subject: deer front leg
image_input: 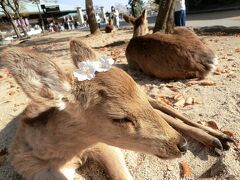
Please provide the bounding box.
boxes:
[86,143,133,180]
[155,109,223,150]
[149,97,233,143]
[149,98,233,150]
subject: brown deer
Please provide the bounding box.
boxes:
[105,18,116,33]
[0,40,231,180]
[124,10,218,80]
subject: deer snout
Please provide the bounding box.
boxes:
[177,138,188,154]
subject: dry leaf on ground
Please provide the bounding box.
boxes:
[192,98,203,104]
[185,97,193,105]
[0,100,11,105]
[199,80,216,86]
[222,130,234,137]
[186,80,216,86]
[173,93,183,100]
[197,120,220,130]
[180,161,191,177]
[235,48,240,53]
[8,91,16,96]
[233,141,240,150]
[174,97,185,107]
[157,97,173,107]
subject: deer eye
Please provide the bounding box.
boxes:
[112,118,132,124]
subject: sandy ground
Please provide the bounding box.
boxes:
[0,29,240,180]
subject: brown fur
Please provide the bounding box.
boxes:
[124,10,218,80]
[0,40,187,180]
[105,19,115,33]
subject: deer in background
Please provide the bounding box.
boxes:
[0,40,232,180]
[105,18,116,33]
[124,10,218,80]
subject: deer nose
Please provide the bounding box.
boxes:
[177,138,188,154]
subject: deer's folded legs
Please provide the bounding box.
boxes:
[85,143,133,180]
[149,98,233,151]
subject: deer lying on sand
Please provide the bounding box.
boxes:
[123,10,218,80]
[0,40,232,180]
[105,19,116,33]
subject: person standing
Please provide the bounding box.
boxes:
[174,0,186,26]
[111,6,120,28]
[96,13,101,28]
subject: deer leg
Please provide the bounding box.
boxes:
[86,143,133,180]
[149,98,233,150]
[155,109,223,150]
[149,98,233,142]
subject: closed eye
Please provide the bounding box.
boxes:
[112,118,132,124]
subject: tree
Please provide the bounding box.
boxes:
[128,0,144,17]
[28,0,45,33]
[153,0,176,33]
[85,0,101,35]
[0,0,28,37]
[0,0,21,38]
[7,0,28,36]
[115,3,128,14]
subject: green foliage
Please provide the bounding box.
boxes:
[128,0,144,6]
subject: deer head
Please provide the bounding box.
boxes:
[123,10,149,37]
[0,40,187,159]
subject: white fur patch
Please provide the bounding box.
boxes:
[55,94,66,110]
[210,56,218,72]
[30,77,42,87]
[63,81,71,91]
[60,167,75,180]
[57,100,66,111]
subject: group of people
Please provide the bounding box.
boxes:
[55,0,186,33]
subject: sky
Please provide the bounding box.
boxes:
[58,0,130,11]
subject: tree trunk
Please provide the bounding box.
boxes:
[0,3,21,38]
[153,0,175,33]
[36,2,45,33]
[85,0,101,35]
[9,15,21,38]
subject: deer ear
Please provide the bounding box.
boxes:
[123,14,136,25]
[0,47,72,110]
[141,9,147,20]
[70,39,97,67]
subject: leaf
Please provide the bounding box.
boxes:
[186,80,216,86]
[185,97,193,105]
[197,120,219,130]
[0,100,11,105]
[235,48,240,53]
[233,141,240,149]
[200,80,216,86]
[222,130,234,137]
[180,161,191,177]
[192,98,203,104]
[157,97,173,107]
[214,68,221,75]
[8,91,16,96]
[173,93,183,100]
[207,121,219,130]
[174,97,185,107]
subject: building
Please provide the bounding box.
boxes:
[0,1,84,31]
